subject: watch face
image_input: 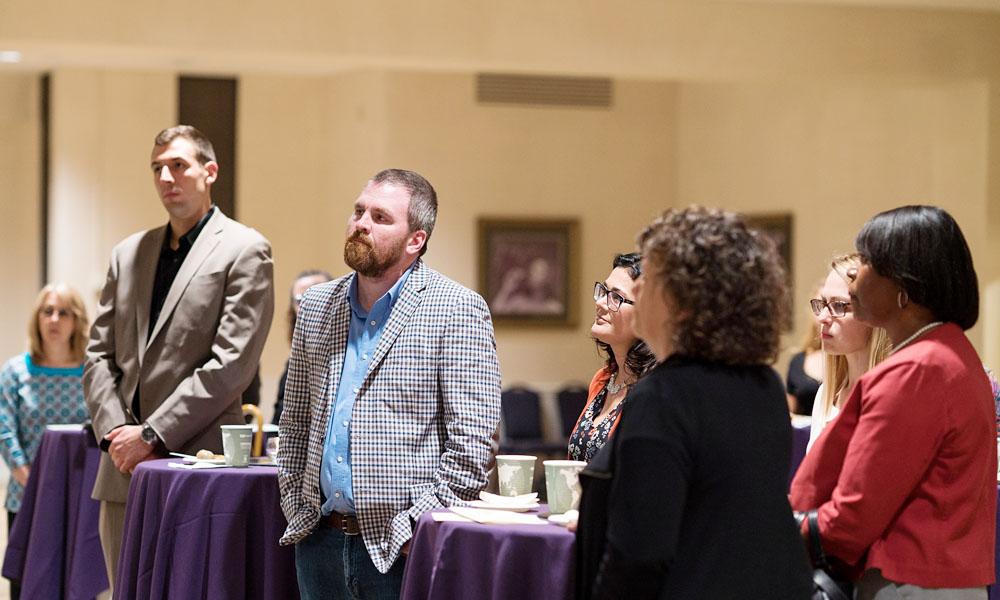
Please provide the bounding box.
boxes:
[142,426,156,443]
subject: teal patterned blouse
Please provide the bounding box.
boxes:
[0,353,87,512]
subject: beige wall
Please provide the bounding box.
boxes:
[377,73,675,387]
[674,79,992,364]
[47,69,175,311]
[240,72,676,409]
[3,2,1000,80]
[0,74,40,363]
[2,1,1000,418]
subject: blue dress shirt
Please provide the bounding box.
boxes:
[320,267,412,516]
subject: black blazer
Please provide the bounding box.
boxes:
[576,355,813,600]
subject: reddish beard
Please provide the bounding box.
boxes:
[344,231,406,278]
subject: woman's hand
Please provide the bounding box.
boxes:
[12,465,30,486]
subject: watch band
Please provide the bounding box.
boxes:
[141,423,160,446]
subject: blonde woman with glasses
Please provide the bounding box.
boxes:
[806,255,891,451]
[792,206,996,598]
[0,283,90,600]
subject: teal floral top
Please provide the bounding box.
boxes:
[0,353,87,512]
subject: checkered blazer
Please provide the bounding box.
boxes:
[277,259,501,573]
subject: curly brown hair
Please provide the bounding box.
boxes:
[637,206,789,365]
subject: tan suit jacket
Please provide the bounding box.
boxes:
[84,209,274,502]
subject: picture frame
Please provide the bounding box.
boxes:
[743,213,793,285]
[478,218,580,327]
[744,212,794,329]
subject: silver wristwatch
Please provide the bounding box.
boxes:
[140,423,159,446]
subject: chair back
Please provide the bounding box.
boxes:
[556,385,589,437]
[500,387,544,440]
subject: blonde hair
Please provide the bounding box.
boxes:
[28,283,90,364]
[799,281,824,354]
[818,255,892,417]
[799,320,822,354]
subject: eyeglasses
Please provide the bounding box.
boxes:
[809,298,851,318]
[39,306,72,319]
[594,282,635,313]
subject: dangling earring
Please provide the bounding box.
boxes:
[896,290,908,309]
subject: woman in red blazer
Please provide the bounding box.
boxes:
[790,205,996,598]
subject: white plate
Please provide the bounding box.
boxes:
[46,424,85,431]
[467,500,540,512]
[182,456,276,466]
[548,509,579,527]
[183,457,226,464]
[479,491,538,505]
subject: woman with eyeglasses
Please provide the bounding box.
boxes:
[0,284,91,600]
[566,253,655,463]
[791,206,995,598]
[576,208,813,599]
[805,254,891,451]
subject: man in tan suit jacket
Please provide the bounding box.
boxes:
[84,125,274,592]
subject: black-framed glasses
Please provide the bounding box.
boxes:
[594,282,635,312]
[809,298,851,318]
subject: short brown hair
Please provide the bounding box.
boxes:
[371,169,437,256]
[28,283,90,364]
[638,206,789,365]
[153,125,217,165]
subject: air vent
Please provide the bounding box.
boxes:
[476,73,613,108]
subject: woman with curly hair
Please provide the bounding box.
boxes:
[576,207,812,599]
[791,206,995,598]
[567,252,656,463]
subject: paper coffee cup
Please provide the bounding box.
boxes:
[544,460,586,514]
[221,425,253,467]
[496,455,537,496]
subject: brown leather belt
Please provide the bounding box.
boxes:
[322,511,361,535]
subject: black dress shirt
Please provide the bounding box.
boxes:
[148,206,216,338]
[133,206,216,420]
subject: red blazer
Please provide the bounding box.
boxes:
[790,323,997,588]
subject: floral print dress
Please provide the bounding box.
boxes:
[567,384,627,463]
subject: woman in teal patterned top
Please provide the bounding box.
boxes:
[0,283,90,599]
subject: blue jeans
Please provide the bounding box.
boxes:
[295,523,406,600]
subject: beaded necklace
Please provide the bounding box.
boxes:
[605,371,633,395]
[889,321,943,356]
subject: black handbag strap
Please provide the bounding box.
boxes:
[806,510,828,570]
[804,510,851,600]
[813,568,850,600]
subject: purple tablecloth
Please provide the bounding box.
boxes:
[990,484,1000,600]
[116,459,298,600]
[400,507,575,600]
[789,423,810,488]
[1,426,107,600]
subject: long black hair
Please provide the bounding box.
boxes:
[855,205,979,330]
[594,252,657,378]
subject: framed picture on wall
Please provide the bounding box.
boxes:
[744,213,793,283]
[744,212,794,328]
[478,218,579,327]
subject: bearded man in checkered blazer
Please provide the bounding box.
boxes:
[277,169,501,599]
